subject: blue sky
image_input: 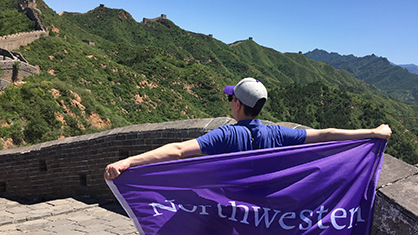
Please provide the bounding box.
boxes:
[44,0,418,65]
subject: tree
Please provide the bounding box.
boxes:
[12,61,20,83]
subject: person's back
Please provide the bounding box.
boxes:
[197,119,306,155]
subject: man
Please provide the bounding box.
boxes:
[104,78,392,181]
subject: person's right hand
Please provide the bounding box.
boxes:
[104,159,130,181]
[374,124,392,140]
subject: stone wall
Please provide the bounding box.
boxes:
[0,117,417,234]
[0,47,40,91]
[22,5,46,31]
[0,60,39,83]
[142,14,167,24]
[372,155,418,234]
[0,30,48,51]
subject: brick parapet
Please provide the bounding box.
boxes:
[0,30,48,51]
[0,117,416,234]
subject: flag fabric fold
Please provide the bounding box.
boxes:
[106,138,386,235]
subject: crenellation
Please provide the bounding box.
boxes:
[0,30,48,52]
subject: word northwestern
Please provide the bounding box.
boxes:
[150,199,365,231]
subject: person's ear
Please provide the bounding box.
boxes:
[236,99,242,110]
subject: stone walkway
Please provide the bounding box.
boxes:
[0,197,138,235]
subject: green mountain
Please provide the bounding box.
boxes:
[1,1,418,164]
[305,49,418,104]
[399,64,418,75]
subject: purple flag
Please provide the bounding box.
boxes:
[106,138,386,235]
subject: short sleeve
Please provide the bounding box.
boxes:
[196,127,227,155]
[277,126,307,146]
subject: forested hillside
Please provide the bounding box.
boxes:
[1,0,418,165]
[305,49,418,104]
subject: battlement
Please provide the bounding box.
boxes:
[0,30,47,50]
[142,14,167,24]
[0,118,417,234]
[0,30,46,40]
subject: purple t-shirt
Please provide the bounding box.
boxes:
[196,119,307,155]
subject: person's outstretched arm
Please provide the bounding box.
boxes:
[104,139,201,180]
[304,124,392,144]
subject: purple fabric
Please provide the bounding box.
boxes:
[106,138,386,235]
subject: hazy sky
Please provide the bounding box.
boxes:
[44,0,418,65]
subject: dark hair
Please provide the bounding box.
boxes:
[241,98,266,117]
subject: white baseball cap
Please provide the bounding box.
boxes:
[224,78,268,108]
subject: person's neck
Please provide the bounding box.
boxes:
[235,115,258,122]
